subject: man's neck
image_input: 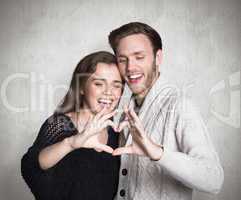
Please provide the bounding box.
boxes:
[134,94,145,107]
[134,73,159,107]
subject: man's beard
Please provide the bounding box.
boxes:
[132,60,158,106]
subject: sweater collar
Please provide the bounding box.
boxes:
[130,75,169,117]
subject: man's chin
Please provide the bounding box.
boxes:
[129,85,146,95]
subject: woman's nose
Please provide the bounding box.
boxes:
[103,85,112,95]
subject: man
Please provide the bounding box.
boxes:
[108,22,224,200]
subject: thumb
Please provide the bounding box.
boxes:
[96,144,114,154]
[101,119,116,131]
[112,146,133,156]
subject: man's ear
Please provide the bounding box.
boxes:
[155,49,163,66]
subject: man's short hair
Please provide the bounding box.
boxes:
[108,22,162,54]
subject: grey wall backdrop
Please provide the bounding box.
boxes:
[0,0,240,199]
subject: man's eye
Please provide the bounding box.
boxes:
[136,56,144,60]
[118,59,127,63]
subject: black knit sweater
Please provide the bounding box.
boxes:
[21,113,120,200]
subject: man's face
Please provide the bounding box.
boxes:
[116,34,162,97]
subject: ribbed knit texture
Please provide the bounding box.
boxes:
[115,77,224,200]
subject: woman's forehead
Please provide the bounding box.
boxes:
[91,63,121,81]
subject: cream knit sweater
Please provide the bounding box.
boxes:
[115,77,224,200]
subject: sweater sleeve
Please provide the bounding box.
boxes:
[21,114,76,199]
[158,99,224,194]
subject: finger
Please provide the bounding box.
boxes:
[96,144,113,154]
[119,108,129,123]
[128,107,140,122]
[128,108,143,129]
[123,105,136,121]
[99,110,117,122]
[123,107,132,123]
[124,109,146,138]
[101,119,116,130]
[117,120,130,132]
[123,104,130,114]
[124,113,135,129]
[112,146,133,156]
[128,119,135,128]
[95,106,107,120]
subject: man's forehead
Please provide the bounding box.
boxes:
[116,34,153,55]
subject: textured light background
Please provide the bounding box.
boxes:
[0,0,240,200]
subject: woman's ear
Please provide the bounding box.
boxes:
[155,49,163,66]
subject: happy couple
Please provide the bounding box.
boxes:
[21,22,224,200]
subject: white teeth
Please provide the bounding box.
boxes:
[98,99,113,108]
[98,99,112,104]
[129,74,142,79]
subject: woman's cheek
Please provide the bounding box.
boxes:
[116,89,122,99]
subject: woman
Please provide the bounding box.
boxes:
[21,51,123,200]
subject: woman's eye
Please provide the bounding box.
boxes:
[94,82,103,86]
[114,84,122,89]
[113,83,123,89]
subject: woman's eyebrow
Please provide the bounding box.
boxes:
[92,78,122,84]
[92,78,105,81]
[113,80,123,84]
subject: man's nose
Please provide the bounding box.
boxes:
[126,59,136,72]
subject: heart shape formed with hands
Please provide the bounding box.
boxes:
[112,106,164,160]
[70,106,163,160]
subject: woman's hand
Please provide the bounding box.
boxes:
[68,108,117,154]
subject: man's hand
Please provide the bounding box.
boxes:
[112,106,164,160]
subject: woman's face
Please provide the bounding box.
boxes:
[82,62,123,114]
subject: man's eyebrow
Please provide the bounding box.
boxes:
[117,51,145,57]
[117,55,127,58]
[133,51,145,55]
